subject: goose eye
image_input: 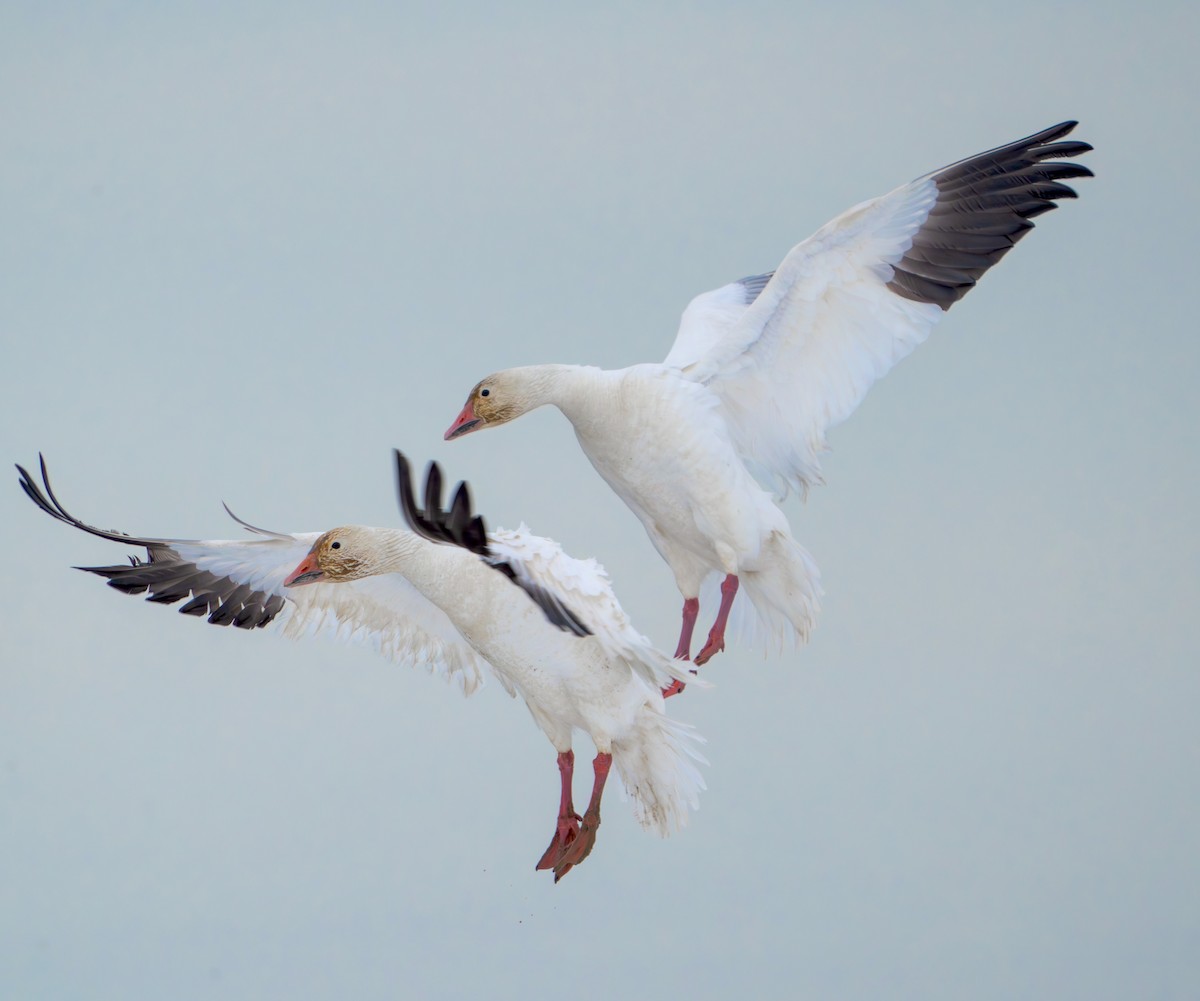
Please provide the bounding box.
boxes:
[331,541,341,550]
[480,388,490,397]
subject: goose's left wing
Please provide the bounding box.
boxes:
[664,122,1092,496]
[393,449,593,638]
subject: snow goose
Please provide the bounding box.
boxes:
[19,451,703,881]
[445,122,1093,686]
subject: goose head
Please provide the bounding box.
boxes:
[283,526,390,586]
[444,369,544,440]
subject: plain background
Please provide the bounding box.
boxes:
[3,3,1197,999]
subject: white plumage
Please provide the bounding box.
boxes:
[667,180,944,497]
[445,122,1092,668]
[19,453,704,880]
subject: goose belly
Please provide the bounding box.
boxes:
[574,413,773,575]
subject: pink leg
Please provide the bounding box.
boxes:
[694,574,739,666]
[535,750,582,871]
[662,597,700,699]
[552,752,612,882]
[674,597,699,660]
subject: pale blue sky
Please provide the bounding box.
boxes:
[2,3,1197,999]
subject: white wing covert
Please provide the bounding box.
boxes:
[699,181,943,496]
[664,272,774,375]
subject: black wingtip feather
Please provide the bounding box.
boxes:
[393,450,421,535]
[393,449,491,557]
[390,448,591,637]
[886,121,1091,310]
[25,457,289,631]
[424,462,445,537]
[178,595,213,616]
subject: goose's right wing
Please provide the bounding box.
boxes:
[487,525,697,691]
[18,457,488,694]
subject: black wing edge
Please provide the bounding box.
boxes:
[391,449,591,637]
[17,455,285,629]
[887,120,1094,311]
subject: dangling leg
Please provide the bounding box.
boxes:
[552,752,612,882]
[673,597,699,660]
[535,750,582,871]
[694,574,739,665]
[662,597,700,698]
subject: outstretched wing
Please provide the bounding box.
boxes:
[18,457,488,694]
[392,449,592,637]
[664,122,1092,495]
[487,525,695,690]
[664,271,775,377]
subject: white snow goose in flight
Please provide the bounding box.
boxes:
[445,121,1093,690]
[19,451,703,881]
